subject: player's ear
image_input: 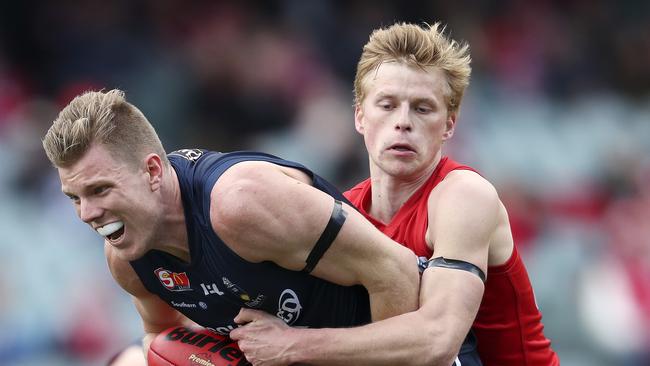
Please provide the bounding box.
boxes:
[442,111,456,141]
[144,154,163,191]
[354,104,365,134]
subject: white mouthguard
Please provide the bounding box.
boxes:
[97,221,124,237]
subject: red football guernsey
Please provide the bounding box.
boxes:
[344,157,559,366]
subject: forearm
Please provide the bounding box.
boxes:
[290,268,482,366]
[287,311,455,366]
[141,316,199,355]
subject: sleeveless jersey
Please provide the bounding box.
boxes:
[345,156,559,366]
[130,149,370,335]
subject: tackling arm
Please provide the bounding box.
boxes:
[210,161,420,321]
[230,171,498,365]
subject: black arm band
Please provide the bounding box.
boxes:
[303,199,348,273]
[427,257,486,282]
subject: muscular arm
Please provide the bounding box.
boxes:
[105,245,194,360]
[211,161,420,321]
[231,171,498,365]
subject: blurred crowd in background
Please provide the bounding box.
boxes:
[0,1,649,365]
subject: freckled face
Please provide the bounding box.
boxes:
[355,62,456,180]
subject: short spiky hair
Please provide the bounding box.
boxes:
[42,89,167,168]
[354,22,471,113]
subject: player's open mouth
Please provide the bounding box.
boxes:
[97,221,125,242]
[388,143,415,153]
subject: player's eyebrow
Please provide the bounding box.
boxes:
[62,190,78,199]
[375,91,440,106]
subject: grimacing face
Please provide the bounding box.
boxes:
[355,62,456,181]
[58,143,164,261]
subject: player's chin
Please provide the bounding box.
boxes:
[382,162,418,177]
[110,241,145,262]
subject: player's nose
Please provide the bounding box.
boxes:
[79,199,104,224]
[393,105,413,131]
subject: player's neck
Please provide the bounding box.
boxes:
[157,166,191,263]
[367,164,437,224]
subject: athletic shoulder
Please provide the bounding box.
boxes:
[436,169,499,208]
[429,169,501,244]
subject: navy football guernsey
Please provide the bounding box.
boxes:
[129,149,371,335]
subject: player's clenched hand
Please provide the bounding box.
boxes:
[231,308,298,366]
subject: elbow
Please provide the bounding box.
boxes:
[375,247,420,311]
[374,244,420,284]
[396,245,419,269]
[396,248,421,296]
[419,324,464,366]
[385,244,419,281]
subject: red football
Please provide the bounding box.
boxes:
[148,326,250,366]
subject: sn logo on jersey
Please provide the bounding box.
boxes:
[155,268,192,292]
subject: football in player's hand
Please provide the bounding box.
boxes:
[148,326,250,366]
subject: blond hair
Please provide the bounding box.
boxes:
[354,22,471,113]
[42,89,167,167]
